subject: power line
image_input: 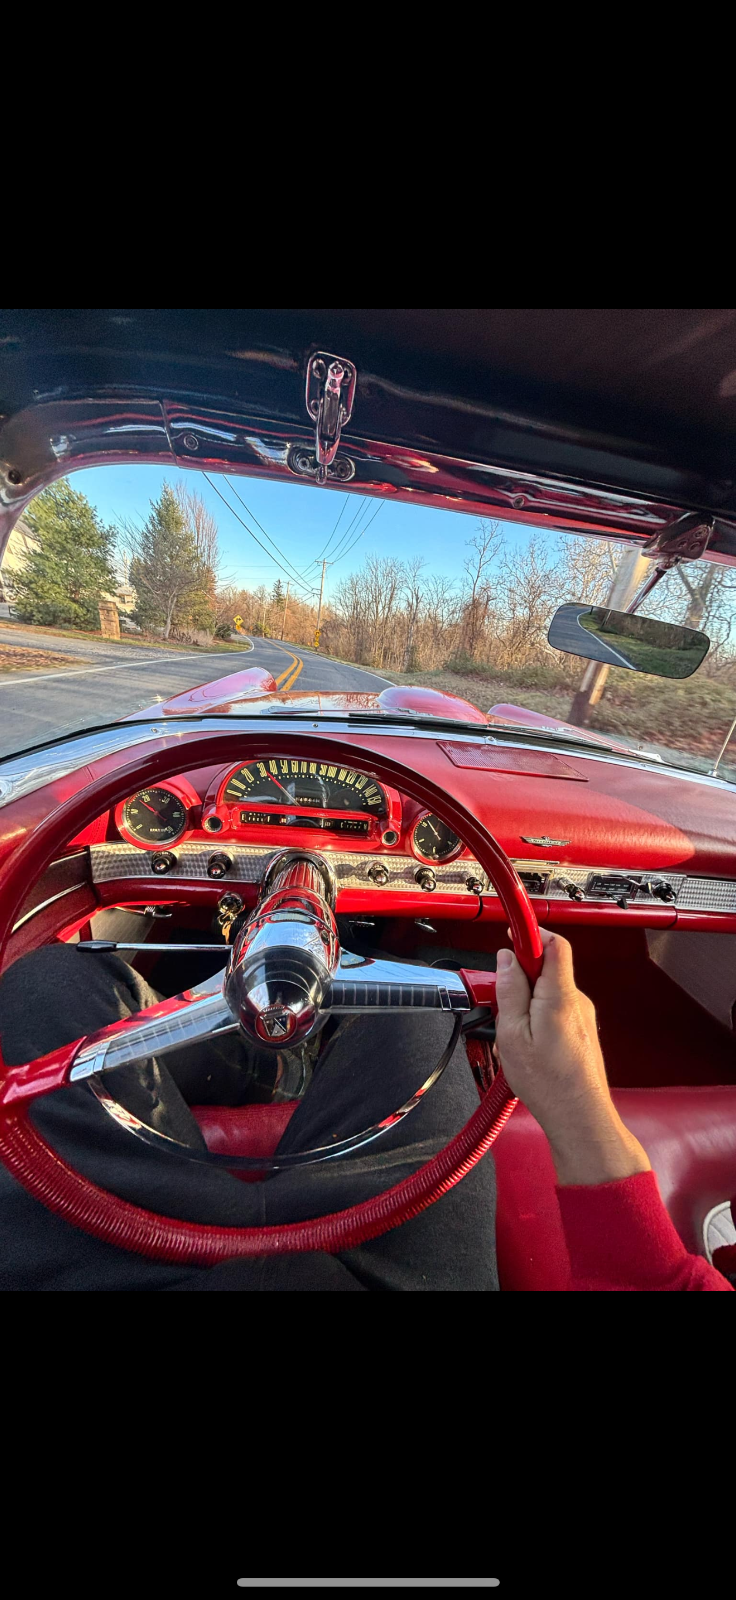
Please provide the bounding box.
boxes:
[312,493,351,565]
[202,473,319,599]
[223,475,319,588]
[298,496,368,584]
[322,496,370,565]
[328,499,386,569]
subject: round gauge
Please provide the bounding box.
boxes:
[411,812,463,864]
[121,787,188,846]
[222,757,388,816]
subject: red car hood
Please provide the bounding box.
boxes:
[127,666,647,759]
[128,670,490,725]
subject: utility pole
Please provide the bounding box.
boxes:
[280,581,290,641]
[314,559,327,649]
[569,547,651,726]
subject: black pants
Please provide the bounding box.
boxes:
[0,946,498,1291]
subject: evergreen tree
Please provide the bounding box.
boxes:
[11,479,118,629]
[128,484,213,639]
[271,579,285,604]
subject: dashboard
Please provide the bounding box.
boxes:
[90,752,736,927]
[115,755,460,869]
[9,739,736,971]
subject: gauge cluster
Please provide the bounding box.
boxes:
[113,756,472,871]
[203,755,403,848]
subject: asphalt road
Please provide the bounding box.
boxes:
[549,604,635,668]
[0,629,394,760]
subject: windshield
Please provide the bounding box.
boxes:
[2,466,736,783]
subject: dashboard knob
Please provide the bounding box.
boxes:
[466,876,484,895]
[207,852,233,880]
[651,879,676,902]
[367,863,390,886]
[415,867,437,892]
[151,852,177,875]
[557,876,584,902]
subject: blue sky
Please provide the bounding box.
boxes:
[69,465,535,602]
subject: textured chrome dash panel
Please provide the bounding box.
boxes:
[88,844,736,914]
[90,843,488,895]
[675,877,736,912]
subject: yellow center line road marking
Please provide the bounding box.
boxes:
[280,655,304,691]
[252,637,301,687]
[275,654,299,687]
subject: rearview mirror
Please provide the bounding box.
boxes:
[548,603,710,679]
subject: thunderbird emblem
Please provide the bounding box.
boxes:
[521,836,570,848]
[255,1005,297,1042]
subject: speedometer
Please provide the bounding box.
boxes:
[222,758,388,816]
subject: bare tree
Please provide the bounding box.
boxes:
[420,574,461,668]
[557,535,624,604]
[493,535,563,668]
[174,483,222,576]
[460,521,504,658]
[401,557,425,670]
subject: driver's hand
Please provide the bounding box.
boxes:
[494,928,651,1186]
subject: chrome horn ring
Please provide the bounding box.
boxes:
[86,849,472,1171]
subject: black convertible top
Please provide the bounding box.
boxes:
[2,309,736,562]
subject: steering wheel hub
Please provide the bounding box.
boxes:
[226,849,340,1048]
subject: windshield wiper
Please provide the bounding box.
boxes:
[0,708,660,768]
[484,719,662,760]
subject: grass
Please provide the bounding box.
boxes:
[378,658,736,761]
[0,617,252,653]
[578,613,706,678]
[0,643,88,674]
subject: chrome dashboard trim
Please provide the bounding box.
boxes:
[89,842,489,895]
[87,842,736,914]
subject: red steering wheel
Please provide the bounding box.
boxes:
[0,732,543,1264]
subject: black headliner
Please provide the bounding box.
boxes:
[2,309,736,549]
[3,307,736,442]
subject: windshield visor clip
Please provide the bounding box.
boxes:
[306,352,357,483]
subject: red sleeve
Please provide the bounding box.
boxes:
[556,1169,733,1291]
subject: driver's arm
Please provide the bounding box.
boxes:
[494,929,733,1291]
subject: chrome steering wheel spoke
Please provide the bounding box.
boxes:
[329,952,470,1014]
[69,965,236,1082]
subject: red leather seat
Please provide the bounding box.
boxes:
[192,1089,736,1283]
[191,1102,298,1182]
[493,1087,736,1290]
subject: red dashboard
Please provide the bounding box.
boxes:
[84,740,736,935]
[6,726,736,979]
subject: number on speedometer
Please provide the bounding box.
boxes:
[223,759,388,815]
